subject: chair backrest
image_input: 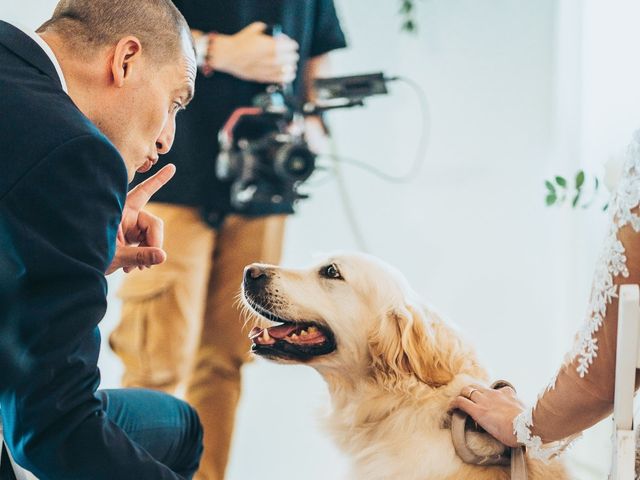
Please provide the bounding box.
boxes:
[610,284,640,480]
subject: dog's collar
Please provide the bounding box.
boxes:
[450,380,528,480]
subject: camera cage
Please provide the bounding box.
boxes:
[216,72,391,213]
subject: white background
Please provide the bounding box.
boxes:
[4,1,640,478]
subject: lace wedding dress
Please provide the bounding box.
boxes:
[514,131,640,460]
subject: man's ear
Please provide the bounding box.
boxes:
[368,303,465,389]
[111,37,143,87]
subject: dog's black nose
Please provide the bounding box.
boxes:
[244,265,268,285]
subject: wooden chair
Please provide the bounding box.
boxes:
[610,284,640,480]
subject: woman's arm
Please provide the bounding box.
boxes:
[513,215,640,457]
[451,135,640,458]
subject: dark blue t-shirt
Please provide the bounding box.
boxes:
[135,0,347,227]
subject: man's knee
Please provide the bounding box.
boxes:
[176,399,204,477]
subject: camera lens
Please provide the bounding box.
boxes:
[274,143,316,182]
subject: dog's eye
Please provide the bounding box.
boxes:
[320,263,343,280]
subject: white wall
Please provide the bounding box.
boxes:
[4,1,640,479]
[0,0,56,28]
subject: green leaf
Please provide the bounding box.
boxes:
[575,170,585,189]
[572,191,581,208]
[545,180,556,194]
[400,0,414,14]
[545,194,557,206]
[402,19,416,32]
[555,176,567,187]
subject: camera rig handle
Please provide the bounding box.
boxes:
[218,107,264,151]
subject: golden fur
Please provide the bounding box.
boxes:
[242,253,568,480]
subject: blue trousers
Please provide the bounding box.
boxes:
[1,389,202,480]
[97,389,203,479]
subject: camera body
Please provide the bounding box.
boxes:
[216,73,389,212]
[216,87,316,212]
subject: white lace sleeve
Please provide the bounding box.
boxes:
[513,409,580,461]
[513,130,640,459]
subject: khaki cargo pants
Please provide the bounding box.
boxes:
[109,203,286,480]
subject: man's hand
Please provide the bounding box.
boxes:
[207,22,299,84]
[449,384,526,447]
[106,164,176,275]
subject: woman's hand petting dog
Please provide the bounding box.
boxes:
[449,384,527,448]
[106,164,176,275]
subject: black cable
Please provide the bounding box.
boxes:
[307,75,430,252]
[331,142,371,252]
[304,167,335,188]
[315,75,431,185]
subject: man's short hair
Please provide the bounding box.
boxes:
[38,0,193,63]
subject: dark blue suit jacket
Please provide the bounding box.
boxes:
[0,21,186,479]
[0,217,28,391]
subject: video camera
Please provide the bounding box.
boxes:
[216,73,391,212]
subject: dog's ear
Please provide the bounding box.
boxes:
[368,304,466,388]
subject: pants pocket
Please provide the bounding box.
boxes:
[110,273,190,388]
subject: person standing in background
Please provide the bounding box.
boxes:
[109,2,347,479]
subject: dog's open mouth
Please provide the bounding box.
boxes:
[246,300,336,361]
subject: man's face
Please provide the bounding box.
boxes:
[102,37,196,181]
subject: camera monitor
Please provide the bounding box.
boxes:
[313,73,388,105]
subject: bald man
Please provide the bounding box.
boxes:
[0,1,202,478]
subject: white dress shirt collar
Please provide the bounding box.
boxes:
[11,22,68,94]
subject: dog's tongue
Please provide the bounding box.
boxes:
[266,324,298,339]
[248,324,298,340]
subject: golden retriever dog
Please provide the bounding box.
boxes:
[241,253,568,480]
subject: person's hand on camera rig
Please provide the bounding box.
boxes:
[193,22,299,84]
